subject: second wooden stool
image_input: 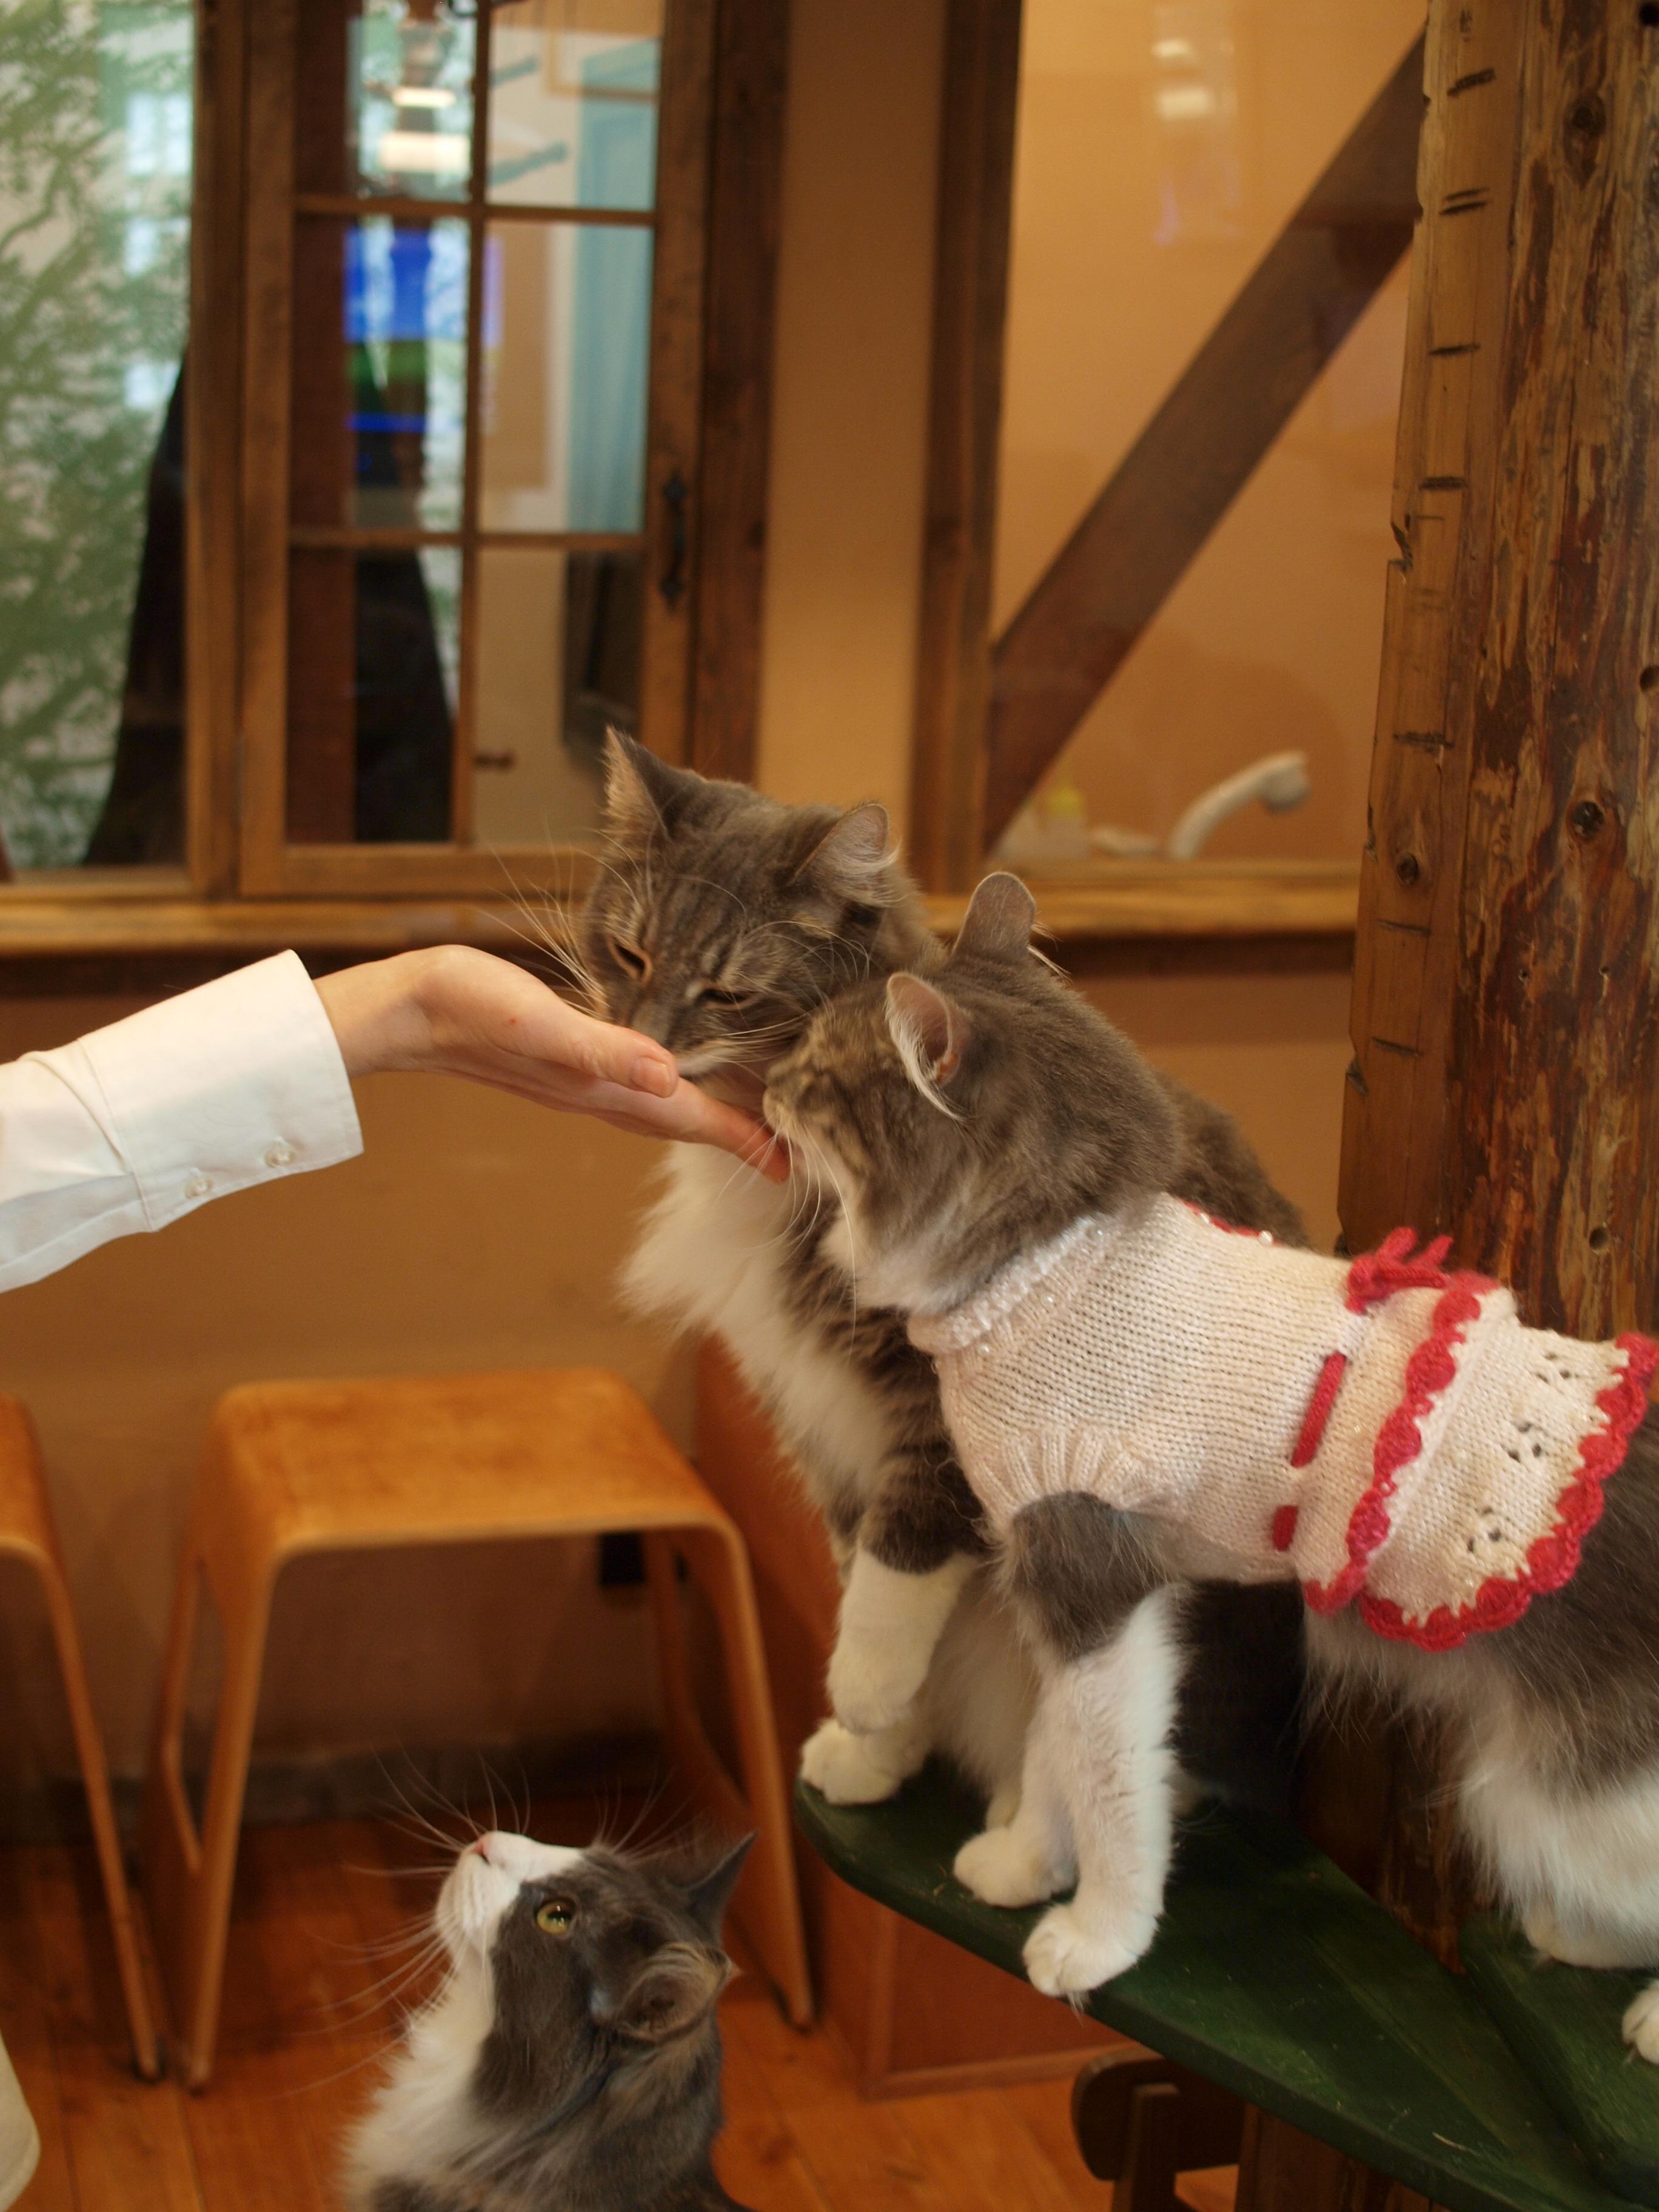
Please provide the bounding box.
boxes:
[140,1367,811,2087]
[0,1395,158,2078]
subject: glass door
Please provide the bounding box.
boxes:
[240,0,714,893]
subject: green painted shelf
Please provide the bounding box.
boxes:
[796,1769,1649,2212]
[1461,1917,1659,2208]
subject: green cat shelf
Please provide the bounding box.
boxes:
[794,1770,1657,2212]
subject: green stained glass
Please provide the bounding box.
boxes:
[0,0,192,869]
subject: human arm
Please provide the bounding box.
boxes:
[0,947,780,1295]
[310,945,781,1171]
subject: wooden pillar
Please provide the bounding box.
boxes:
[1244,4,1659,2204]
[1342,0,1659,1336]
[907,0,1024,893]
[1341,0,1659,1951]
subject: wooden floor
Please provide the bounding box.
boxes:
[0,1801,1236,2211]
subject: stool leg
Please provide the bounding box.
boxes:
[141,1553,273,2090]
[650,1526,812,2028]
[32,1554,160,2079]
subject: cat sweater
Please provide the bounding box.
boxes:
[907,1193,1658,1651]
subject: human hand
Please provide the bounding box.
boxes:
[313,946,786,1179]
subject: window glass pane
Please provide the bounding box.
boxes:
[0,0,192,873]
[352,0,476,203]
[290,216,469,531]
[488,1,663,211]
[478,220,652,532]
[993,0,1419,874]
[286,544,458,842]
[472,545,638,846]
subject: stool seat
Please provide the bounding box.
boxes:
[207,1369,736,1553]
[142,1367,811,2086]
[0,1397,159,2079]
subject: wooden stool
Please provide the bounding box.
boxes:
[140,1368,812,2088]
[0,1397,159,2079]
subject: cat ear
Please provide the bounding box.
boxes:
[886,973,970,1105]
[608,1945,732,2045]
[680,1834,754,1939]
[791,801,897,904]
[956,871,1036,962]
[602,728,698,842]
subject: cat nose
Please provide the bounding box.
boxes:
[470,1833,505,1865]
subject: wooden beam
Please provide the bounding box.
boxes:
[980,33,1425,847]
[1235,2106,1441,2212]
[687,0,791,783]
[907,0,1022,891]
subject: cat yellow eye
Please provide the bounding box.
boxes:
[608,935,649,979]
[699,982,757,1009]
[535,1899,575,1934]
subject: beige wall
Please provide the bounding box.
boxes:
[0,0,1352,1788]
[999,1,1421,862]
[756,0,944,831]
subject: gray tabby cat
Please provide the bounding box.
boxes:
[577,737,1305,1853]
[345,1829,754,2211]
[763,873,1659,2055]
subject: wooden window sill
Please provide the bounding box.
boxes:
[0,865,1356,987]
[931,862,1359,942]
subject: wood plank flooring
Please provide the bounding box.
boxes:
[2,1805,1237,2210]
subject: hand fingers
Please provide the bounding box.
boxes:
[504,977,679,1097]
[577,1073,788,1179]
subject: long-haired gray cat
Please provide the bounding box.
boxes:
[574,736,1305,1866]
[345,1829,754,2210]
[763,871,1659,2058]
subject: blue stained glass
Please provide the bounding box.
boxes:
[344,222,468,344]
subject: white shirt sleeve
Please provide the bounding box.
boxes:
[0,950,363,1293]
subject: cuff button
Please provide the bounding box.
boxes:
[264,1141,295,1169]
[184,1173,212,1200]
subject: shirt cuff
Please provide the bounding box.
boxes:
[70,950,363,1230]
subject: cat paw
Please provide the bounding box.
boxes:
[954,1825,1068,1909]
[1624,1982,1659,2065]
[1024,1902,1156,1998]
[798,1719,911,1806]
[1525,1903,1651,1969]
[826,1641,923,1737]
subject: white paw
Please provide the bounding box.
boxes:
[1526,1903,1651,1970]
[798,1719,911,1806]
[1624,1982,1659,2064]
[954,1825,1069,1909]
[826,1638,925,1737]
[1024,1900,1156,1998]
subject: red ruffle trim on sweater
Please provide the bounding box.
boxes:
[1356,1330,1658,1651]
[1301,1259,1486,1622]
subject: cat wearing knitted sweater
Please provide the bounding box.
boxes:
[765,872,1659,2059]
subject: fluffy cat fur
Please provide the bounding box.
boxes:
[764,871,1659,2054]
[577,735,1304,1849]
[345,1829,754,2211]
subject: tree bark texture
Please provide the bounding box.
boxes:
[1342,0,1659,1350]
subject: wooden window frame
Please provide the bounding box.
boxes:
[909,1,1423,940]
[240,0,714,898]
[0,0,788,962]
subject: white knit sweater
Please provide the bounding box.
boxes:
[908,1193,1657,1651]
